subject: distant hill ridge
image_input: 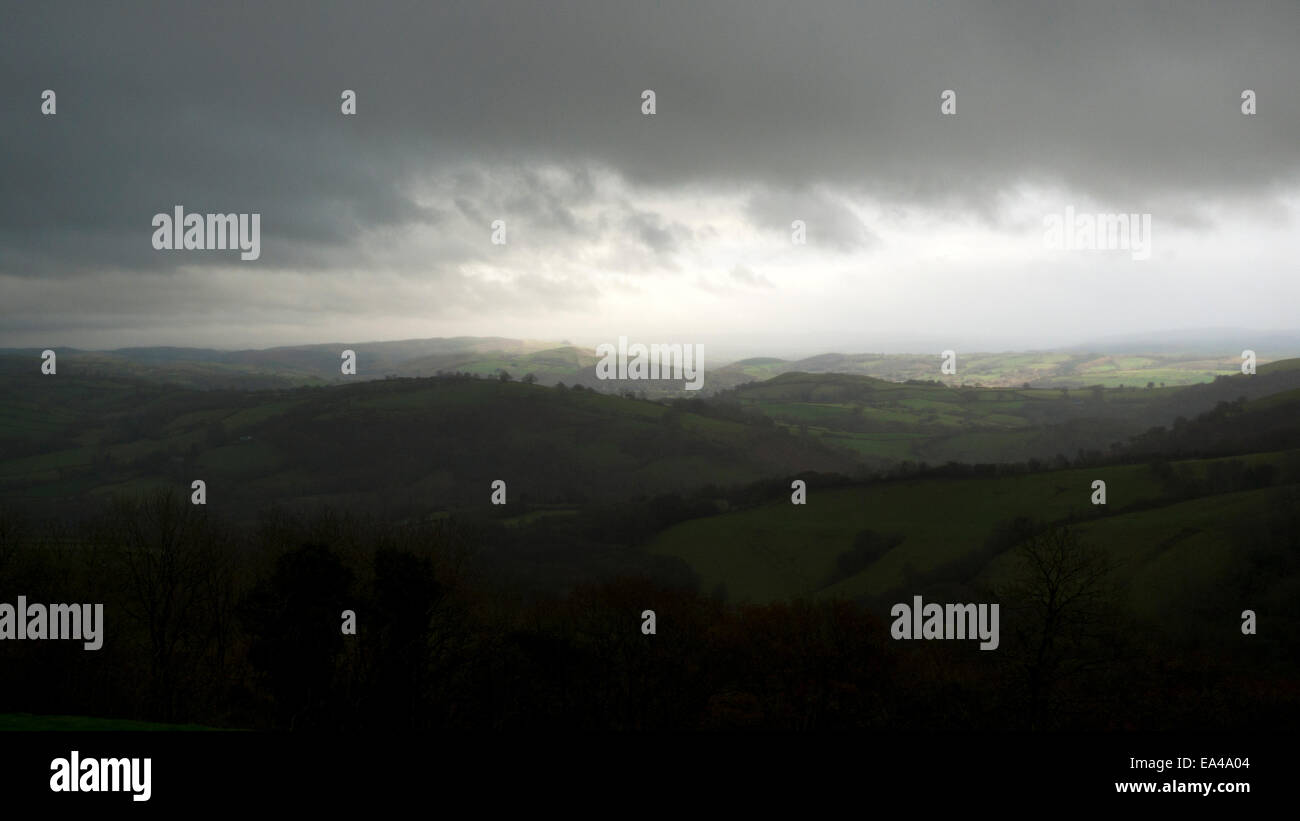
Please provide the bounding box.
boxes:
[1,336,1294,394]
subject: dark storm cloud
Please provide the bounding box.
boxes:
[745,187,877,252]
[2,0,1299,343]
[623,208,691,256]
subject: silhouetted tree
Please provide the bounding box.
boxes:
[1000,524,1118,730]
[104,490,231,721]
[242,544,354,729]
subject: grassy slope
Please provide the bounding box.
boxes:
[979,486,1276,636]
[721,362,1300,464]
[727,372,1164,464]
[649,449,1300,606]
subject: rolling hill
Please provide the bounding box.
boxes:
[0,369,860,519]
[2,334,1287,396]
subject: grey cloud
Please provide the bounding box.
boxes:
[622,208,691,256]
[746,187,876,252]
[2,0,1300,346]
[4,1,1297,265]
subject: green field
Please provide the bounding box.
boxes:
[716,351,1269,391]
[650,449,1300,612]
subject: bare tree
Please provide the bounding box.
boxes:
[1001,524,1118,729]
[104,490,231,720]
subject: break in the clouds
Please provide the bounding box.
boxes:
[2,0,1300,351]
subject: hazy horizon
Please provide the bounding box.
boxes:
[10,326,1300,366]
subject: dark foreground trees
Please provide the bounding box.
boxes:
[0,503,1293,732]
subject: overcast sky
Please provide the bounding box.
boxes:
[2,0,1299,355]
